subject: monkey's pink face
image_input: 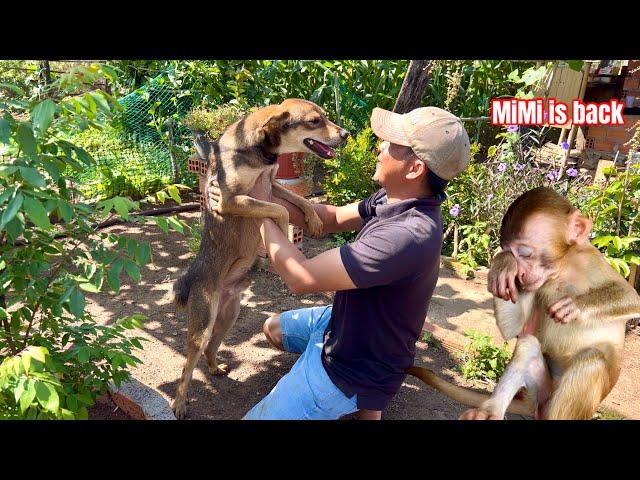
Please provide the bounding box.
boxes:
[504,214,561,291]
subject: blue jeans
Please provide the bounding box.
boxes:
[243,306,358,420]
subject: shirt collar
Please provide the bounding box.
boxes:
[374,192,443,220]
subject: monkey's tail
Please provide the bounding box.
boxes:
[406,366,534,417]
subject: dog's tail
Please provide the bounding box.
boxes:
[406,366,534,417]
[173,269,196,308]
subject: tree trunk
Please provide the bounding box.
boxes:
[39,60,51,86]
[393,60,433,114]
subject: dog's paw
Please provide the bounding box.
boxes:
[209,362,230,376]
[459,407,503,420]
[172,400,188,420]
[305,211,323,237]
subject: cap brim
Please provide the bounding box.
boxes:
[370,108,411,147]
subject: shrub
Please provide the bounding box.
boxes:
[455,330,512,382]
[0,73,186,419]
[323,127,378,207]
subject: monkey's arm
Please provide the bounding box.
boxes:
[562,281,640,325]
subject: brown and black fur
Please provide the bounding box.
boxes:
[171,99,349,419]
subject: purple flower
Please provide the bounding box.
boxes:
[544,111,549,121]
[487,193,494,201]
[449,204,460,217]
[547,170,558,181]
[507,125,519,133]
[514,163,524,172]
[561,141,570,150]
[566,167,578,178]
[498,162,507,173]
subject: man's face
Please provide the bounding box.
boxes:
[372,141,417,188]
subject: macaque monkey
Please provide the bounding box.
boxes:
[408,187,640,420]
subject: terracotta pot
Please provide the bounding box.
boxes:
[276,153,304,179]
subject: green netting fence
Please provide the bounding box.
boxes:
[70,74,198,200]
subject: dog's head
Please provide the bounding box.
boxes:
[253,99,349,161]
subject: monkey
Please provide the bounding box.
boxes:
[408,187,640,420]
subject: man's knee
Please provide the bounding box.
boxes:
[263,314,285,351]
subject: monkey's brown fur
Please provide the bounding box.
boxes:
[171,99,348,419]
[409,187,640,420]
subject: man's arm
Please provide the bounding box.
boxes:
[260,218,357,294]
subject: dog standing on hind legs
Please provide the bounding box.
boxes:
[171,99,349,419]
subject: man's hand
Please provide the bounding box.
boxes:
[547,296,580,324]
[488,250,519,303]
[205,174,223,217]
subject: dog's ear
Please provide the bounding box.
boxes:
[259,110,291,149]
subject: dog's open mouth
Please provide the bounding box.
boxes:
[304,138,335,159]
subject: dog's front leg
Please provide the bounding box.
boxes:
[270,182,323,237]
[219,195,289,235]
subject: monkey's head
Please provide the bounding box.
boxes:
[499,187,593,291]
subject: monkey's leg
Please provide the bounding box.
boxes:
[172,286,221,420]
[460,335,552,420]
[543,348,615,420]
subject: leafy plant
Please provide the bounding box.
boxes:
[420,331,442,349]
[0,74,187,419]
[455,330,512,382]
[323,127,378,206]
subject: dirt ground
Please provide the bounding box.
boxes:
[86,209,640,420]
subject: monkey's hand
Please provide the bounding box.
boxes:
[547,296,581,324]
[488,250,519,303]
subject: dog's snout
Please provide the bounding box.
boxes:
[339,128,350,140]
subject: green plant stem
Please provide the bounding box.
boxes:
[616,160,632,237]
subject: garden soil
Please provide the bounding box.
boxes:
[86,209,640,420]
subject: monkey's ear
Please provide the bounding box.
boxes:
[567,210,593,245]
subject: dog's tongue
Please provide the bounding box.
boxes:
[304,138,335,159]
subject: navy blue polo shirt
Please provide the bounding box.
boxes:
[321,188,443,410]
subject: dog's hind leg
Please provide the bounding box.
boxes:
[204,277,250,376]
[172,284,221,420]
[204,291,242,376]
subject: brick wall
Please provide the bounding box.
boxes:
[584,61,640,154]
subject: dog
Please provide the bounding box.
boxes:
[172,99,349,419]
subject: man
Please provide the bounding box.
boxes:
[242,106,470,419]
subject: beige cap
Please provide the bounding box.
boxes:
[371,106,470,180]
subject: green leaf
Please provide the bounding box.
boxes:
[25,346,46,363]
[0,117,11,144]
[77,347,90,363]
[66,395,78,412]
[79,282,101,293]
[167,185,181,204]
[69,288,85,318]
[16,123,36,157]
[123,260,141,283]
[0,83,26,96]
[0,191,23,229]
[22,195,52,230]
[19,166,46,188]
[154,216,168,233]
[107,259,124,294]
[0,164,18,178]
[112,197,130,220]
[57,200,73,222]
[20,380,37,413]
[35,381,59,413]
[167,216,184,234]
[5,215,24,241]
[73,146,93,166]
[138,242,151,266]
[31,99,56,137]
[566,60,584,72]
[60,408,75,420]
